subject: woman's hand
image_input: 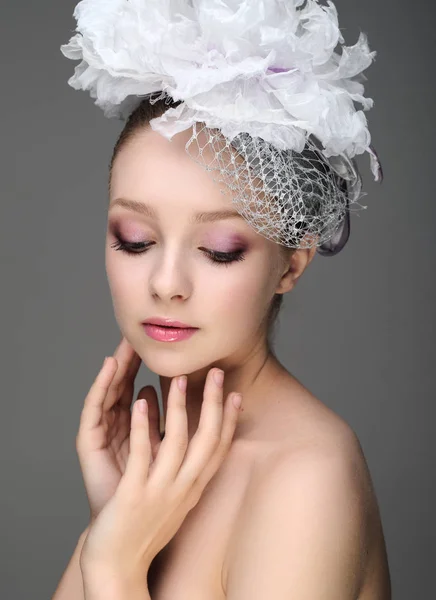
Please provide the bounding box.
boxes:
[76,336,162,525]
[79,366,242,584]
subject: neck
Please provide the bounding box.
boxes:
[158,339,287,443]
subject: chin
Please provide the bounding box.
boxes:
[138,345,210,378]
[122,324,227,378]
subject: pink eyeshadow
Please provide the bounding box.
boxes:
[110,219,148,240]
[203,232,247,252]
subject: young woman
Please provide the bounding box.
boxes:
[54,2,391,599]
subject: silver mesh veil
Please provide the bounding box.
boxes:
[184,121,363,254]
[147,91,363,256]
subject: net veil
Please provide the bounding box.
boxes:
[143,89,363,254]
[184,120,361,252]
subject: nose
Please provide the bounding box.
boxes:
[148,251,192,303]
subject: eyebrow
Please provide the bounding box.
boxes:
[109,197,245,224]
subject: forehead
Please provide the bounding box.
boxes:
[110,125,237,206]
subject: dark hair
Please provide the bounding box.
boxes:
[108,94,348,351]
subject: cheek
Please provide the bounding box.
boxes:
[105,244,142,305]
[203,264,271,324]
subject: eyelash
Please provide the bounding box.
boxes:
[110,235,246,267]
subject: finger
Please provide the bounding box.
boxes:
[123,399,151,485]
[103,337,139,412]
[78,356,118,434]
[136,385,162,461]
[147,375,188,488]
[118,350,142,410]
[174,368,225,488]
[187,393,242,497]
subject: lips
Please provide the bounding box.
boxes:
[143,323,199,343]
[143,317,197,329]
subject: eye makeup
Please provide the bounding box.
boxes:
[108,221,248,267]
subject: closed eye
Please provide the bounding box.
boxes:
[110,236,246,267]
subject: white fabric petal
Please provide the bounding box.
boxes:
[61,0,381,180]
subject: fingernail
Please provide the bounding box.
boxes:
[233,394,242,409]
[138,399,148,414]
[178,375,187,392]
[103,357,109,367]
[213,369,224,388]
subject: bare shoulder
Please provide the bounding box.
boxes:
[238,400,376,536]
[223,378,385,598]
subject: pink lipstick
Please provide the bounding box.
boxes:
[142,317,199,343]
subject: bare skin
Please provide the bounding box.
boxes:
[147,357,391,599]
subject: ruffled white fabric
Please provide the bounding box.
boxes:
[61,0,381,181]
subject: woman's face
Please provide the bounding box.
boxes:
[105,125,285,378]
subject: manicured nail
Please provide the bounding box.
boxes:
[213,369,224,388]
[233,394,242,409]
[178,375,187,392]
[138,399,148,414]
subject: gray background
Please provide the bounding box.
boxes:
[1,0,434,598]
